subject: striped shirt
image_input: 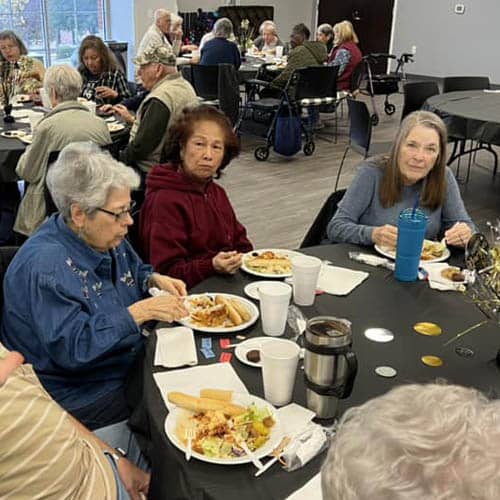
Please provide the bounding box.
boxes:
[0,345,116,500]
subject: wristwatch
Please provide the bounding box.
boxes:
[110,447,127,463]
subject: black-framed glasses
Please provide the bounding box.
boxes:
[96,200,137,222]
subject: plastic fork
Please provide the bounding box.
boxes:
[184,422,196,461]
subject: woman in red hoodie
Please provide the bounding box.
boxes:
[139,105,253,289]
[327,20,362,91]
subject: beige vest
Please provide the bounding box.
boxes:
[131,72,198,173]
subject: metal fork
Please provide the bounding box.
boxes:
[184,422,196,461]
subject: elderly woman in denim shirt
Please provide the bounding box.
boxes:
[1,142,188,454]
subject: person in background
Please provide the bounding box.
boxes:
[199,17,241,68]
[252,20,283,54]
[169,13,198,56]
[270,23,327,91]
[321,383,500,500]
[2,142,188,454]
[79,35,131,104]
[139,105,252,289]
[0,345,150,499]
[327,20,362,91]
[327,111,474,247]
[316,23,334,54]
[119,44,198,182]
[0,30,45,96]
[136,8,173,56]
[14,64,111,236]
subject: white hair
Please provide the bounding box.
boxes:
[170,13,182,28]
[154,9,170,23]
[317,23,333,38]
[321,383,500,500]
[43,64,82,102]
[214,18,233,39]
[259,20,277,35]
[46,142,140,220]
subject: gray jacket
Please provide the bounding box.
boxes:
[15,101,111,236]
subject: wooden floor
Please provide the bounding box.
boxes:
[219,92,500,249]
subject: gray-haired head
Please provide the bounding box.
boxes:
[43,64,82,103]
[154,8,170,22]
[259,20,277,35]
[317,23,333,38]
[46,142,140,220]
[214,18,234,39]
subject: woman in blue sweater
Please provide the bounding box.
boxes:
[327,111,474,248]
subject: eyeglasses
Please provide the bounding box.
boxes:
[96,200,136,222]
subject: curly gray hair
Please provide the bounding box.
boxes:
[214,18,234,39]
[46,142,140,220]
[43,64,82,102]
[321,383,500,500]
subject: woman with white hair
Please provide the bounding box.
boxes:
[14,64,111,236]
[253,20,283,54]
[168,13,198,56]
[2,142,188,447]
[321,383,500,500]
[316,23,334,54]
[199,17,241,68]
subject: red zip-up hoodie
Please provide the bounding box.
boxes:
[139,163,253,289]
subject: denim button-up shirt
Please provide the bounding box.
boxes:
[1,215,153,413]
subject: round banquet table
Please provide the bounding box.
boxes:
[127,243,500,500]
[424,90,500,146]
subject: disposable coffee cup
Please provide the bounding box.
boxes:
[291,256,322,306]
[275,46,284,58]
[39,88,51,109]
[261,339,300,406]
[258,282,292,336]
[85,101,96,114]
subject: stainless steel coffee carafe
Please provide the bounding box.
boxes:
[304,316,358,419]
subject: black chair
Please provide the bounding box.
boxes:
[334,98,392,191]
[191,65,219,103]
[442,76,496,182]
[0,245,19,315]
[300,189,346,248]
[401,81,439,120]
[442,76,490,93]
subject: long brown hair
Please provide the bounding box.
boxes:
[379,110,448,210]
[0,30,28,61]
[78,35,119,74]
[163,105,241,177]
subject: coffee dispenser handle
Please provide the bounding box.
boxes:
[340,350,358,399]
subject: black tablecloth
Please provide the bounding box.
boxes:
[129,243,500,500]
[424,90,500,146]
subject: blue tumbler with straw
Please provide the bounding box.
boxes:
[394,208,428,281]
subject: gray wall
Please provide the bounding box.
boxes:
[391,0,500,84]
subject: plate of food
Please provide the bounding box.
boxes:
[179,293,259,333]
[374,239,450,264]
[234,337,273,368]
[241,249,302,278]
[165,389,283,465]
[107,122,125,132]
[1,130,27,139]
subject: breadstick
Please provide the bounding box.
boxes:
[167,391,245,416]
[215,295,242,326]
[200,389,233,402]
[229,298,251,322]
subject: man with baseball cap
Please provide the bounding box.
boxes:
[119,44,198,178]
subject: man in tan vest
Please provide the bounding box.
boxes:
[119,44,198,180]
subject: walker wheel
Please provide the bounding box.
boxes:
[385,103,396,115]
[303,141,315,156]
[254,146,270,161]
[371,114,379,126]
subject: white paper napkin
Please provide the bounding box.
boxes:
[285,473,323,500]
[276,403,316,435]
[281,423,328,471]
[421,263,467,292]
[154,326,198,368]
[317,265,369,296]
[153,363,249,411]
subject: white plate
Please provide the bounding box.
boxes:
[1,130,27,139]
[234,336,274,368]
[107,122,125,132]
[19,134,32,145]
[243,280,278,300]
[178,293,259,333]
[241,248,303,278]
[16,94,31,103]
[374,241,450,264]
[164,392,283,465]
